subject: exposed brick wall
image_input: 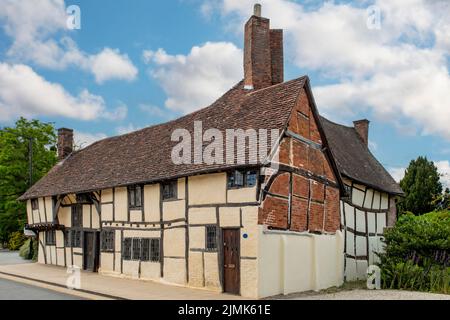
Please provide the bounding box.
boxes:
[324,186,340,232]
[260,87,341,234]
[269,29,284,85]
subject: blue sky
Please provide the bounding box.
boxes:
[0,0,449,187]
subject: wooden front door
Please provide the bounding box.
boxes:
[83,232,99,272]
[223,229,240,295]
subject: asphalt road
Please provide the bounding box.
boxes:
[0,250,82,300]
[0,277,83,300]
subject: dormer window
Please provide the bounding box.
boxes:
[228,170,258,189]
[128,185,143,209]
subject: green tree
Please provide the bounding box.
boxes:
[0,118,57,246]
[398,156,443,215]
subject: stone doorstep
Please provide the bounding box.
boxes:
[0,263,243,300]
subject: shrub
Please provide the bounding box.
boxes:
[377,211,450,294]
[19,238,37,260]
[7,231,26,251]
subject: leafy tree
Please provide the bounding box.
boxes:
[398,156,443,215]
[0,118,57,246]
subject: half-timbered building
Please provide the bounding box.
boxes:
[19,5,402,298]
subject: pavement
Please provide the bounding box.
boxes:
[0,251,448,300]
[0,256,242,300]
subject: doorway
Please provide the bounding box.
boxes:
[83,231,99,272]
[222,229,240,295]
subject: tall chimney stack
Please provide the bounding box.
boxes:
[353,120,370,147]
[57,128,73,161]
[244,4,284,90]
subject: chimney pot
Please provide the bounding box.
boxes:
[254,4,262,17]
[353,120,370,147]
[57,128,74,161]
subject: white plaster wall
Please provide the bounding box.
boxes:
[352,188,365,207]
[115,187,128,221]
[227,187,256,203]
[219,207,240,228]
[189,207,216,225]
[57,248,65,267]
[92,205,100,229]
[188,173,226,205]
[45,197,53,222]
[163,200,185,221]
[164,258,186,285]
[144,184,160,222]
[188,252,204,287]
[102,189,113,203]
[26,200,32,225]
[141,262,160,280]
[204,252,220,289]
[58,206,71,227]
[100,253,114,273]
[257,227,344,298]
[82,205,91,228]
[38,198,46,223]
[164,228,185,257]
[130,210,142,223]
[102,203,113,221]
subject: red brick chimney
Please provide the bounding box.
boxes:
[57,128,73,160]
[244,4,284,90]
[353,120,370,146]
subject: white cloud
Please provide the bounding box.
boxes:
[436,161,450,189]
[0,63,126,121]
[389,161,450,189]
[116,123,142,135]
[143,42,242,114]
[89,48,138,84]
[210,0,450,140]
[74,131,108,149]
[139,104,169,118]
[0,0,138,83]
[388,167,406,183]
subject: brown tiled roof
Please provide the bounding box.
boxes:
[320,117,404,195]
[19,77,307,200]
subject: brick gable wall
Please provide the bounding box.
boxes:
[259,88,341,234]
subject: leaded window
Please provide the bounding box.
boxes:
[128,185,142,208]
[71,205,82,228]
[71,230,81,248]
[64,229,71,247]
[227,170,258,188]
[123,238,160,262]
[76,193,92,204]
[101,230,115,252]
[123,238,132,260]
[132,238,141,260]
[150,239,160,262]
[162,180,177,201]
[206,226,217,251]
[141,238,150,261]
[45,230,56,246]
